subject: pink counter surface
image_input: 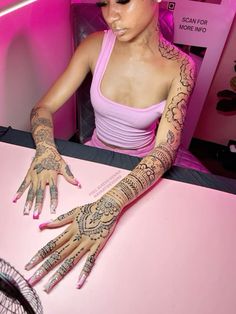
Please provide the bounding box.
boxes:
[0,142,236,314]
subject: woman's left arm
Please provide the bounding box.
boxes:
[106,53,196,208]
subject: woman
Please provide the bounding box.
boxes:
[15,0,195,292]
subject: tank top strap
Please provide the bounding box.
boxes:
[93,29,116,83]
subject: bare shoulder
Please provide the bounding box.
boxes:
[159,37,196,81]
[74,31,105,69]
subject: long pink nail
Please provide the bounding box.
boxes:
[75,179,82,188]
[25,255,41,270]
[13,194,20,203]
[27,268,44,286]
[43,273,61,293]
[33,213,40,220]
[76,274,87,289]
[39,220,53,231]
[24,203,31,215]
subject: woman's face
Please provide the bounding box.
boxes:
[97,0,161,41]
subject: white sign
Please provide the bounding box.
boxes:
[167,0,235,147]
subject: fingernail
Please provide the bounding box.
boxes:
[75,179,82,188]
[76,274,87,289]
[23,203,31,215]
[39,220,53,231]
[33,213,40,220]
[25,255,41,270]
[27,268,44,286]
[33,208,40,220]
[43,273,61,293]
[13,194,20,203]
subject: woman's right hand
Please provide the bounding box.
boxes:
[13,144,80,219]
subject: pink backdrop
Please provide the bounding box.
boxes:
[0,0,76,139]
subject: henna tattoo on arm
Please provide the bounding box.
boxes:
[33,128,55,147]
[105,40,197,210]
[30,107,56,148]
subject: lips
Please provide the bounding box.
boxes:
[112,28,126,36]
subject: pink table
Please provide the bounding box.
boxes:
[0,142,236,314]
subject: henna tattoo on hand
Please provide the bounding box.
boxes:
[34,155,61,174]
[76,196,121,241]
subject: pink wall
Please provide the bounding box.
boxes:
[194,13,236,145]
[0,0,76,139]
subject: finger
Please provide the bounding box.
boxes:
[43,241,90,293]
[25,227,73,271]
[23,184,35,215]
[38,207,78,231]
[49,176,58,214]
[13,176,31,203]
[60,163,81,188]
[76,243,101,289]
[28,238,78,286]
[33,181,46,219]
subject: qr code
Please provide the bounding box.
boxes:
[168,2,176,10]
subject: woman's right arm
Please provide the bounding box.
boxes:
[13,32,103,219]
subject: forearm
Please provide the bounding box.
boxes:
[106,142,176,209]
[30,107,56,149]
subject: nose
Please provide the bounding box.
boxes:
[103,4,120,25]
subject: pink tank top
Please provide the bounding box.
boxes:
[90,30,166,150]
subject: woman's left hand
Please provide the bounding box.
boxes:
[25,195,122,293]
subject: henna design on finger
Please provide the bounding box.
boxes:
[38,230,69,259]
[73,234,82,242]
[43,247,86,293]
[35,183,44,205]
[65,165,74,178]
[57,208,77,221]
[41,252,61,272]
[26,186,35,204]
[83,254,96,275]
[17,178,28,194]
[39,241,57,259]
[50,179,58,201]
